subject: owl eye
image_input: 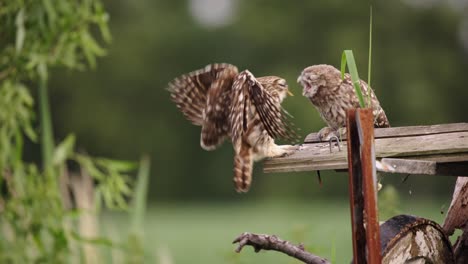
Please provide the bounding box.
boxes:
[278,82,287,88]
[308,75,319,82]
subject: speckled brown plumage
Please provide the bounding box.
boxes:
[298,64,389,139]
[168,63,296,192]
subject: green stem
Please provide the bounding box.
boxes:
[13,130,25,196]
[38,74,54,171]
[131,155,151,235]
[367,6,373,106]
[368,6,373,87]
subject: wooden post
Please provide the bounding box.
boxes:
[347,108,381,264]
[347,109,366,263]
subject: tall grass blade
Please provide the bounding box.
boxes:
[38,73,55,171]
[130,155,151,234]
[341,50,366,108]
[367,6,373,106]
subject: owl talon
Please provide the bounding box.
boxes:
[317,127,335,142]
[281,145,299,157]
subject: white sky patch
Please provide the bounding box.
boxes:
[188,0,237,29]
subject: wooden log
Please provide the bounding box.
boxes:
[380,215,455,264]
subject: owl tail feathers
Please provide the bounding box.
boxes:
[233,146,253,193]
[200,123,227,151]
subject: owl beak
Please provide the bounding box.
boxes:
[287,90,294,96]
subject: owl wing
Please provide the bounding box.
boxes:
[201,65,239,150]
[230,70,296,154]
[343,73,390,128]
[168,63,239,150]
[168,63,237,126]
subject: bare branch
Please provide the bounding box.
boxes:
[232,232,330,264]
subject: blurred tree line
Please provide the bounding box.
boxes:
[0,0,147,261]
[47,0,468,202]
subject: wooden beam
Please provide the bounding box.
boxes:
[378,158,468,176]
[376,131,468,157]
[264,128,468,174]
[378,158,438,174]
[305,122,468,143]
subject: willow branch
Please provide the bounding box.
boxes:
[233,232,330,264]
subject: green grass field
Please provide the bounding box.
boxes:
[103,195,451,264]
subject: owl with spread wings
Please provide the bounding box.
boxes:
[168,63,297,192]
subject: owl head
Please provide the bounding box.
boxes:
[298,64,342,98]
[258,76,294,102]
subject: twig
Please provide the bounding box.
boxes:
[232,232,330,264]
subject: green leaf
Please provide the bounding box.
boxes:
[80,30,106,68]
[70,231,115,247]
[14,130,23,164]
[341,50,366,108]
[94,3,112,43]
[75,154,105,180]
[15,8,25,54]
[95,158,138,172]
[38,74,54,170]
[52,134,76,166]
[42,0,57,24]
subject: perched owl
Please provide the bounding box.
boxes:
[168,63,296,192]
[298,64,389,140]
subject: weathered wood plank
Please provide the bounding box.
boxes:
[376,132,468,157]
[378,159,468,176]
[378,158,438,174]
[264,130,468,174]
[405,153,468,163]
[305,122,468,143]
